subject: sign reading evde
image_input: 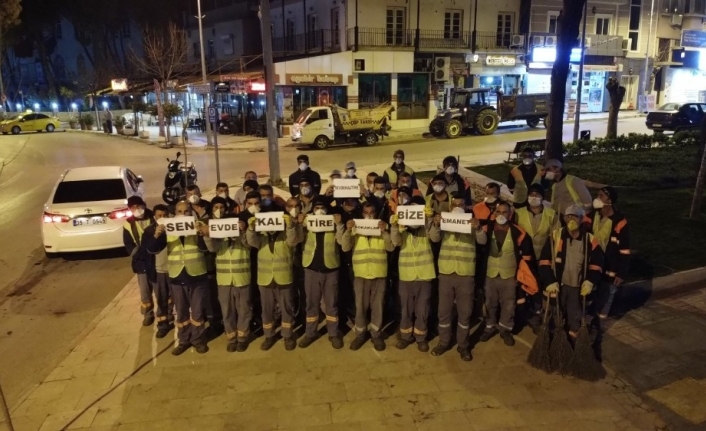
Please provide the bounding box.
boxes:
[209,219,240,238]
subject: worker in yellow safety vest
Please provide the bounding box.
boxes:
[507,147,543,208]
[544,159,592,222]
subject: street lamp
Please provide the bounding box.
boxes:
[195,0,213,148]
[15,103,21,111]
[51,102,58,110]
[71,103,77,110]
[33,103,39,111]
[102,101,109,109]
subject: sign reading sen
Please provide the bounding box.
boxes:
[440,212,474,234]
[333,178,361,198]
[209,218,240,238]
[306,215,335,232]
[163,216,198,236]
[255,211,285,232]
[396,205,426,227]
[353,218,381,236]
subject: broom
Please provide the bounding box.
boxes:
[548,293,573,375]
[568,297,606,381]
[527,295,553,372]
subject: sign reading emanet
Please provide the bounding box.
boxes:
[286,74,343,85]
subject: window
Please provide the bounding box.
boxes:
[208,39,215,58]
[663,0,683,13]
[222,35,234,56]
[53,180,127,204]
[547,11,559,33]
[54,55,66,80]
[496,13,514,48]
[331,8,340,46]
[121,21,131,38]
[76,54,86,76]
[386,8,406,46]
[628,0,641,51]
[396,74,429,120]
[193,42,200,60]
[687,0,706,13]
[307,14,318,49]
[595,15,612,35]
[444,10,463,39]
[286,19,296,50]
[358,74,391,109]
[56,19,62,40]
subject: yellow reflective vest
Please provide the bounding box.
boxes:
[398,230,436,281]
[215,239,250,287]
[166,235,208,278]
[510,163,542,204]
[123,218,151,245]
[487,231,517,279]
[302,230,340,269]
[256,233,295,286]
[352,235,388,279]
[516,206,556,259]
[438,232,476,276]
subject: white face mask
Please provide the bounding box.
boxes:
[248,205,261,214]
[528,197,543,207]
[300,186,312,196]
[484,196,497,204]
[451,207,465,214]
[545,171,556,181]
[212,209,222,219]
[374,190,386,199]
[522,158,533,166]
[433,184,445,193]
[399,182,410,188]
[395,157,403,165]
[288,208,299,218]
[364,214,375,220]
[400,196,410,205]
[593,198,605,209]
[495,215,508,225]
[314,208,326,216]
[347,169,355,177]
[188,195,200,204]
[217,192,227,199]
[299,162,308,171]
[133,208,145,218]
[445,166,456,175]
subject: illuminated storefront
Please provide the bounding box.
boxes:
[275,74,347,124]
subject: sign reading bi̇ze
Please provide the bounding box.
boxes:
[396,205,425,226]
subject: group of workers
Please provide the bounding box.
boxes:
[122,147,630,361]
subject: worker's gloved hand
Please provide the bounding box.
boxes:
[580,280,594,296]
[545,282,560,295]
[283,214,292,228]
[390,215,398,225]
[424,206,434,217]
[248,216,257,230]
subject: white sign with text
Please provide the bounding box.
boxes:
[306,215,335,232]
[354,218,382,236]
[209,218,240,238]
[333,178,361,198]
[163,216,197,236]
[396,205,426,227]
[255,212,285,232]
[440,212,474,234]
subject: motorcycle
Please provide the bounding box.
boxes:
[161,151,198,204]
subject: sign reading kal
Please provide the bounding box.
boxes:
[255,211,285,232]
[286,74,343,85]
[163,216,197,236]
[440,212,473,234]
[306,215,335,233]
[333,178,361,198]
[397,205,425,227]
[209,218,240,238]
[354,219,381,236]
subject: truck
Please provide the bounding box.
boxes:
[428,88,550,139]
[290,104,394,149]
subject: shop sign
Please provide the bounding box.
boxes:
[250,82,266,92]
[485,56,516,67]
[681,30,706,48]
[111,78,128,91]
[285,74,343,85]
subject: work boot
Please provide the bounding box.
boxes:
[236,340,249,352]
[350,335,367,351]
[226,341,238,352]
[194,343,209,354]
[417,341,429,353]
[284,337,297,351]
[430,343,449,357]
[330,335,344,350]
[171,343,190,356]
[500,330,515,347]
[479,327,498,342]
[396,339,413,350]
[261,337,277,351]
[371,337,386,352]
[298,336,317,349]
[457,346,473,362]
[142,314,155,327]
[155,324,173,339]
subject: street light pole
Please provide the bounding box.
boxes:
[196,0,213,147]
[643,0,656,95]
[259,0,282,185]
[572,0,588,143]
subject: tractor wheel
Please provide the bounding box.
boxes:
[429,120,443,137]
[363,132,378,146]
[475,110,499,135]
[444,119,462,139]
[526,118,540,128]
[312,135,331,149]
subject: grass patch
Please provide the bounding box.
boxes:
[415,170,438,186]
[468,148,706,280]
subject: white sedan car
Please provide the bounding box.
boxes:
[42,166,145,257]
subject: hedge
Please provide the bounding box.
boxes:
[564,130,701,157]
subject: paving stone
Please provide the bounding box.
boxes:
[646,378,706,425]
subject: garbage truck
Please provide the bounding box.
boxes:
[290,104,394,149]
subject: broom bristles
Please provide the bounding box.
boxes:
[569,325,606,381]
[527,324,552,372]
[549,327,574,375]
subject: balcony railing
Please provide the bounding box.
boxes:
[272,29,341,58]
[347,28,525,51]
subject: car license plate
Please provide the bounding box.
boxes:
[73,217,107,226]
[653,124,662,127]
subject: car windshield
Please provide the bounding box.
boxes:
[53,179,126,203]
[451,93,469,107]
[295,109,313,124]
[658,103,679,111]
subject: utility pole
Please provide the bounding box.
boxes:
[572,0,588,143]
[643,0,656,95]
[196,0,213,147]
[259,0,282,185]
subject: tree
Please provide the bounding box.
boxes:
[544,1,586,161]
[605,77,626,139]
[689,114,706,219]
[0,0,22,110]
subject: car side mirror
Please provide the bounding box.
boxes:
[136,175,143,183]
[19,119,25,122]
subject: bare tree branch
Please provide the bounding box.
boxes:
[130,22,188,83]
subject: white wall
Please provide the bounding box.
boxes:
[187,20,246,61]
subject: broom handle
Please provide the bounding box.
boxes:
[581,295,587,326]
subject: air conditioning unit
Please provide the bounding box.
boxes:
[511,34,525,47]
[584,37,592,47]
[532,35,545,46]
[434,57,451,82]
[670,14,683,27]
[545,35,557,47]
[622,38,631,50]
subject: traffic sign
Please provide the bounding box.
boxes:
[208,107,218,123]
[191,83,212,94]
